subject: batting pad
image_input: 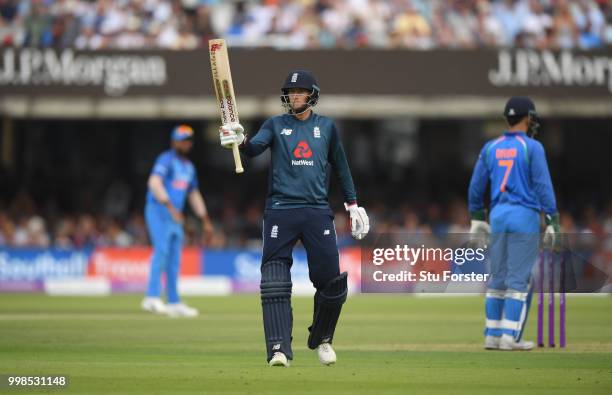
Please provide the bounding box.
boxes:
[260,260,293,361]
[307,272,348,349]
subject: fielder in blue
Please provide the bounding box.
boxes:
[219,70,370,367]
[142,125,214,318]
[468,97,561,351]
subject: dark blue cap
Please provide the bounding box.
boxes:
[171,124,194,141]
[504,96,536,118]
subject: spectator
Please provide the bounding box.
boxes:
[446,0,479,48]
[13,216,50,247]
[552,0,579,49]
[54,216,76,248]
[23,0,53,47]
[391,1,433,49]
[1,0,609,50]
[1,195,611,249]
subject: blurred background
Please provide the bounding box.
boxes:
[0,0,611,294]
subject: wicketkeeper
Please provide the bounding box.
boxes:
[219,70,369,366]
[468,97,560,351]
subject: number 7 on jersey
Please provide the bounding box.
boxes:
[209,38,244,174]
[498,159,514,192]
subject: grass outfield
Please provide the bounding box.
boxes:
[0,294,611,395]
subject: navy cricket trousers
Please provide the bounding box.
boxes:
[262,207,340,289]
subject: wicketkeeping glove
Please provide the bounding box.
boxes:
[219,123,245,149]
[345,203,369,240]
[543,212,561,250]
[469,210,490,247]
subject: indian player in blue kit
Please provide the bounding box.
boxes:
[219,70,369,366]
[142,125,214,318]
[468,97,561,351]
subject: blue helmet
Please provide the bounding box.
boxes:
[280,70,320,114]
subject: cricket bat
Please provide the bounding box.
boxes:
[209,38,244,174]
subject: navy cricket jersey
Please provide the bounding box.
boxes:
[241,113,357,210]
[468,131,557,215]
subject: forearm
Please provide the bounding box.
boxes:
[329,141,357,203]
[188,191,209,220]
[468,192,485,214]
[240,139,268,158]
[531,147,557,214]
[335,164,357,204]
[536,184,557,214]
[468,162,488,213]
[148,175,171,205]
[339,172,357,204]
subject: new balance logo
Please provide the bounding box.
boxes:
[280,128,292,136]
[291,73,298,82]
[270,225,278,238]
[272,344,281,350]
[324,229,330,235]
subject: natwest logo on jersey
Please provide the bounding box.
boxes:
[292,141,314,166]
[293,141,312,158]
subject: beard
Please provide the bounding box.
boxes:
[175,145,192,157]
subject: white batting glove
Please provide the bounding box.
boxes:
[345,203,369,240]
[219,123,245,149]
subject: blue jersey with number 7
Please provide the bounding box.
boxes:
[468,131,557,215]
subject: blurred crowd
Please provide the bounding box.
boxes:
[1,190,611,249]
[0,0,610,50]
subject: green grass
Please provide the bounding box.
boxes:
[0,294,611,394]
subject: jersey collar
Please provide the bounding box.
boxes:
[503,130,527,136]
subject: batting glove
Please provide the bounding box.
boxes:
[345,203,369,240]
[219,123,245,149]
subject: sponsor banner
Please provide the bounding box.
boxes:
[203,247,361,292]
[202,249,310,293]
[44,277,111,296]
[0,280,43,292]
[340,247,361,289]
[0,248,90,291]
[0,48,169,97]
[0,246,362,293]
[88,247,201,292]
[1,48,611,98]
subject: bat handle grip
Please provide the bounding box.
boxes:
[232,143,244,174]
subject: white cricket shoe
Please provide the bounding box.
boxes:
[484,336,500,350]
[499,334,534,351]
[166,303,199,318]
[317,343,337,365]
[141,297,167,314]
[269,352,290,367]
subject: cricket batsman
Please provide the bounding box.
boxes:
[468,97,560,351]
[142,125,214,318]
[218,70,369,366]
